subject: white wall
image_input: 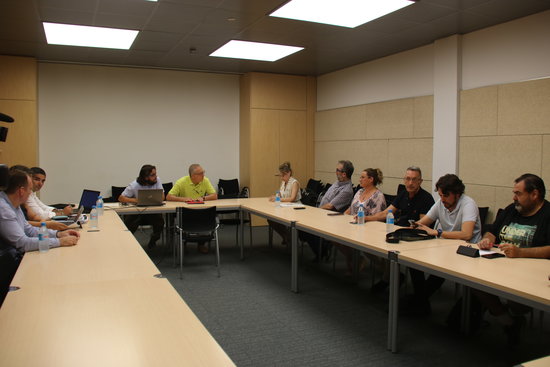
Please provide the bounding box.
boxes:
[38,63,240,204]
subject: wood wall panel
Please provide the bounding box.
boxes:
[0,56,37,101]
[249,72,307,110]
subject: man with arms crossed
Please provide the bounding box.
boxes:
[119,164,165,249]
[0,168,79,304]
[303,160,355,261]
[406,174,482,315]
[476,173,550,344]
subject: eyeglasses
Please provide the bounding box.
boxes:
[403,177,420,183]
[335,168,344,173]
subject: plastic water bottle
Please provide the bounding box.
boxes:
[38,222,49,253]
[274,192,281,207]
[386,209,395,233]
[357,204,365,224]
[96,195,104,216]
[90,205,99,229]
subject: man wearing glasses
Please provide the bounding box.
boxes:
[119,164,165,249]
[167,164,218,202]
[365,166,434,226]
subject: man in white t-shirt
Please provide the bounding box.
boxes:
[405,174,482,315]
[25,167,72,221]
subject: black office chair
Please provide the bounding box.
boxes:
[478,206,489,234]
[217,179,252,247]
[175,206,220,279]
[162,182,173,197]
[103,185,125,203]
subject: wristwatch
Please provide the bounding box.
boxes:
[437,229,443,238]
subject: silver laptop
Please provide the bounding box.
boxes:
[137,189,165,207]
[56,206,85,225]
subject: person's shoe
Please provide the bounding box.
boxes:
[198,244,209,254]
[400,295,432,317]
[503,315,525,346]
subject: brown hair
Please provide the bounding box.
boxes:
[364,168,383,186]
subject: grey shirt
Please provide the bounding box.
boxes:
[121,178,164,198]
[0,191,59,254]
[426,194,482,243]
[320,180,354,212]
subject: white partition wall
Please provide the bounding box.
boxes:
[38,63,240,204]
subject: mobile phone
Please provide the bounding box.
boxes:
[481,253,505,259]
[408,219,418,228]
[293,207,306,210]
[327,212,343,216]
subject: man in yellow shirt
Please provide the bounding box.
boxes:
[167,164,217,254]
[167,164,218,202]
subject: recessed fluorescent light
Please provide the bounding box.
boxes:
[270,0,414,28]
[210,40,303,62]
[43,22,138,50]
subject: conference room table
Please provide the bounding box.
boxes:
[0,210,235,367]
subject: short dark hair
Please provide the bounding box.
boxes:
[30,167,46,176]
[365,168,383,186]
[435,174,465,195]
[406,166,422,179]
[137,164,156,186]
[9,165,31,174]
[5,169,30,194]
[515,173,545,200]
[338,160,354,178]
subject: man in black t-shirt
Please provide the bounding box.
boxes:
[365,166,434,225]
[476,173,550,344]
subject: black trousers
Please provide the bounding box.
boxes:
[409,268,445,300]
[124,214,164,242]
[0,248,22,306]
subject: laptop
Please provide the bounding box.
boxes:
[77,189,101,213]
[137,189,165,207]
[55,206,85,226]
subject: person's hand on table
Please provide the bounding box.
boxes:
[59,235,78,247]
[268,195,275,202]
[46,221,68,231]
[477,237,494,250]
[416,223,436,236]
[58,229,80,239]
[499,243,521,258]
[62,205,73,216]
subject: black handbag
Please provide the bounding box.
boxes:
[385,228,435,243]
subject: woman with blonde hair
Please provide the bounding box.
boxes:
[268,162,301,244]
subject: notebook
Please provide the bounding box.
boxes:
[137,189,165,207]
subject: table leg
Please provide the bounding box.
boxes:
[291,222,298,293]
[240,210,244,260]
[387,251,399,353]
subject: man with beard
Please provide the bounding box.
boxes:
[476,173,550,344]
[406,174,482,315]
[119,164,165,249]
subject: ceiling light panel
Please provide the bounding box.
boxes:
[270,0,415,28]
[43,22,139,50]
[210,40,304,62]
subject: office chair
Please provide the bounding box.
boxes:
[104,186,125,203]
[162,182,173,197]
[175,206,220,279]
[217,179,252,247]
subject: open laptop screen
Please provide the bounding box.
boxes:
[78,189,100,213]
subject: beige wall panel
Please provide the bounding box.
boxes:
[0,56,36,101]
[366,99,414,139]
[387,138,433,180]
[314,170,336,185]
[543,135,550,187]
[465,184,496,211]
[239,75,251,188]
[0,100,37,167]
[352,140,389,179]
[459,135,542,186]
[459,86,498,136]
[306,76,316,180]
[383,177,402,196]
[413,96,434,138]
[279,110,307,185]
[498,78,550,135]
[250,109,280,197]
[249,73,307,110]
[315,105,367,141]
[315,141,354,172]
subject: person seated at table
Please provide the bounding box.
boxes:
[406,174,482,316]
[167,164,217,253]
[167,164,218,202]
[475,173,550,345]
[364,166,435,292]
[337,168,386,275]
[267,162,302,245]
[119,164,165,249]
[26,167,73,220]
[0,168,79,305]
[301,160,355,261]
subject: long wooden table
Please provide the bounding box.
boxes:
[0,210,235,367]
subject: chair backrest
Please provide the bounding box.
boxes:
[306,179,323,194]
[162,182,173,197]
[384,193,396,208]
[104,185,126,203]
[218,179,240,198]
[397,184,406,195]
[176,206,217,233]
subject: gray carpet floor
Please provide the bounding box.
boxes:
[133,224,549,367]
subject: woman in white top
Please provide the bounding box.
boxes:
[268,162,301,245]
